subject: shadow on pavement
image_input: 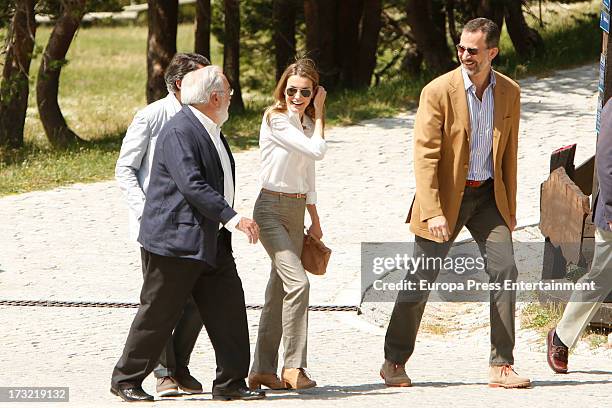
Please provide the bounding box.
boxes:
[268,383,398,400]
[532,379,612,387]
[410,381,487,388]
[567,370,612,375]
[170,383,398,402]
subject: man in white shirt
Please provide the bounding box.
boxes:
[115,53,209,397]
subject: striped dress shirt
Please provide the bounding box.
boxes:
[462,67,496,181]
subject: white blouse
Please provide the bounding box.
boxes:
[258,109,327,204]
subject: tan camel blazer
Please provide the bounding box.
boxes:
[407,67,520,242]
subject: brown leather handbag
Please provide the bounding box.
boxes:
[301,231,331,275]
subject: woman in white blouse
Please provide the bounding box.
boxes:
[248,58,327,391]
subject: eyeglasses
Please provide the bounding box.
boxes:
[285,87,312,98]
[456,44,481,56]
[217,87,234,96]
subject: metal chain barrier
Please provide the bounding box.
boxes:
[0,299,358,312]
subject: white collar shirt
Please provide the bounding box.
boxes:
[258,108,327,204]
[188,105,241,231]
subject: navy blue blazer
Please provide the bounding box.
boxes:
[138,106,237,266]
[594,98,612,232]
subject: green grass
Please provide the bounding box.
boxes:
[22,23,224,147]
[583,329,609,348]
[521,302,565,332]
[0,138,121,195]
[495,0,601,78]
[0,23,226,195]
[0,0,603,195]
[521,302,609,349]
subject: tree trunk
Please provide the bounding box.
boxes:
[195,0,211,61]
[477,0,504,31]
[304,0,380,89]
[405,0,454,74]
[355,0,382,88]
[36,0,86,148]
[401,45,423,77]
[446,0,460,49]
[503,0,543,58]
[223,0,244,112]
[0,0,36,150]
[304,0,339,87]
[273,0,297,81]
[147,0,178,103]
[303,0,319,56]
[337,0,362,88]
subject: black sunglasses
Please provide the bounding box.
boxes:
[456,44,481,56]
[285,87,312,98]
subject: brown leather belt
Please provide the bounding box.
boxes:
[261,188,307,199]
[465,179,490,188]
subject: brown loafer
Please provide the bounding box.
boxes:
[380,359,412,387]
[546,328,568,374]
[281,368,316,389]
[488,365,531,388]
[156,376,179,397]
[248,372,285,390]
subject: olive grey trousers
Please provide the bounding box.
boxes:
[251,191,310,373]
[385,181,518,366]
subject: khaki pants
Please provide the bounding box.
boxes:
[251,191,309,373]
[384,180,518,366]
[556,227,612,348]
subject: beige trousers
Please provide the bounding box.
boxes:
[557,227,612,348]
[251,191,309,373]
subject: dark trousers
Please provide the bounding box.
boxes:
[384,180,518,366]
[112,234,250,391]
[139,248,205,378]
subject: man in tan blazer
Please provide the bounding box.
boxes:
[381,18,531,389]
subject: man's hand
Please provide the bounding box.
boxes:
[510,215,517,232]
[427,215,450,241]
[608,221,612,232]
[237,217,259,244]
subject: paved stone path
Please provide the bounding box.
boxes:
[0,64,610,407]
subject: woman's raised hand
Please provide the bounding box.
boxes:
[313,86,326,117]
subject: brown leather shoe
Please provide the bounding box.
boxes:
[547,328,568,374]
[380,359,412,387]
[156,376,179,397]
[281,368,316,389]
[488,365,531,388]
[248,372,286,390]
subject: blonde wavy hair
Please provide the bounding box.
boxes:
[265,58,320,125]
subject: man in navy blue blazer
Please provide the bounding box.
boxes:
[111,65,264,402]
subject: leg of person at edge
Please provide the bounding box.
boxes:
[115,52,211,397]
[381,17,531,389]
[110,65,264,402]
[248,58,328,391]
[546,98,612,374]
